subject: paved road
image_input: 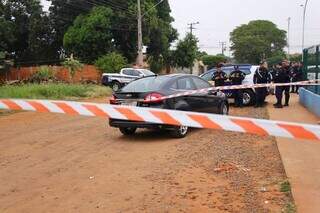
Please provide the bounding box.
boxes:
[0,105,292,212]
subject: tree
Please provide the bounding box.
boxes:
[174,33,199,69]
[50,0,177,64]
[63,6,115,63]
[201,55,227,69]
[95,52,127,73]
[0,0,55,63]
[230,20,287,64]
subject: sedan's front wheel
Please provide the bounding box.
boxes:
[171,126,189,138]
[219,102,229,115]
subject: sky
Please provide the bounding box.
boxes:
[41,0,320,56]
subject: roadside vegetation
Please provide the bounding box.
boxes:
[0,84,111,100]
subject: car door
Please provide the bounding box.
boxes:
[191,77,221,113]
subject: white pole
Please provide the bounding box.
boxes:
[302,0,309,52]
[287,17,291,58]
[137,0,143,67]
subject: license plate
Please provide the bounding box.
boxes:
[121,101,137,106]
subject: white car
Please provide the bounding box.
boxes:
[200,65,259,106]
[102,68,155,91]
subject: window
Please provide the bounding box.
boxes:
[192,77,211,89]
[123,69,133,76]
[122,76,170,92]
[131,70,141,77]
[201,71,214,81]
[177,78,196,90]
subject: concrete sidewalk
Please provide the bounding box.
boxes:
[267,94,320,213]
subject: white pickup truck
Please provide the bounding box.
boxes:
[102,68,155,91]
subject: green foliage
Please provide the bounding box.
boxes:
[201,55,227,69]
[174,33,199,69]
[62,57,83,81]
[289,54,302,62]
[0,0,55,63]
[283,203,296,213]
[30,66,54,83]
[63,7,114,63]
[95,52,127,73]
[280,180,291,194]
[266,51,286,66]
[230,20,287,64]
[0,84,111,100]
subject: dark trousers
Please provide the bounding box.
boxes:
[275,86,290,105]
[291,78,301,93]
[234,89,243,107]
[255,88,267,106]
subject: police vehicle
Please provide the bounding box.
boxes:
[200,64,259,106]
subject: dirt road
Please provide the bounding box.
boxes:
[0,105,293,212]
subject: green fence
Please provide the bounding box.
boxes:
[303,45,320,80]
[303,44,320,95]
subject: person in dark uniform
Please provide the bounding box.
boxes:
[273,60,291,108]
[290,62,303,93]
[212,63,227,87]
[229,66,245,107]
[253,61,272,108]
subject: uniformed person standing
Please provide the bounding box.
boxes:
[253,61,271,108]
[273,60,291,108]
[290,62,303,93]
[229,66,245,107]
[212,63,227,87]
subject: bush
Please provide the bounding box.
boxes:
[95,52,127,73]
[30,66,54,83]
[62,57,83,82]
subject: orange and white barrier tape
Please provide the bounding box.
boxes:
[145,79,320,102]
[0,99,319,141]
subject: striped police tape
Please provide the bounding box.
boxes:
[144,79,319,102]
[0,99,319,141]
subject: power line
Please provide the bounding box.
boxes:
[187,22,199,35]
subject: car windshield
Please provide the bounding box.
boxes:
[141,69,155,76]
[121,76,169,93]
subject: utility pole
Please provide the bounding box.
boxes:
[187,22,199,35]
[219,42,227,55]
[137,0,143,67]
[287,17,291,58]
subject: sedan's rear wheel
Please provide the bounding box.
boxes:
[119,127,137,136]
[171,126,189,138]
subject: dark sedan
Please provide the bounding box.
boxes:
[109,74,229,138]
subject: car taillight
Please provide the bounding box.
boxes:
[109,95,118,105]
[143,93,164,103]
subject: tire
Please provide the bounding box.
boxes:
[170,126,189,138]
[119,127,137,136]
[242,89,256,106]
[219,102,229,115]
[111,81,121,92]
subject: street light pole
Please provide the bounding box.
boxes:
[302,0,309,53]
[287,17,291,58]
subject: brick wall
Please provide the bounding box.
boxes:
[0,65,101,83]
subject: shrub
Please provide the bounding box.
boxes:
[95,52,127,73]
[30,66,54,83]
[62,57,83,82]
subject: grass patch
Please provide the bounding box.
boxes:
[283,202,296,213]
[0,84,112,100]
[280,180,291,194]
